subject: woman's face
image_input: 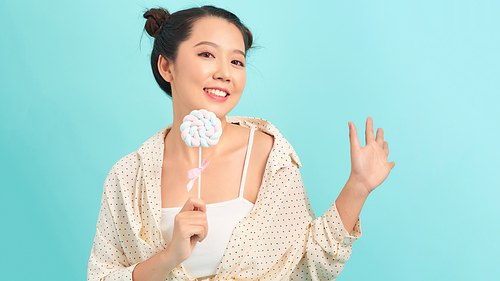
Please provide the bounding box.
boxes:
[165,16,247,119]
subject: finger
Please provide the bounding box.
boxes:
[376,127,384,146]
[365,117,375,145]
[185,210,208,242]
[176,208,208,224]
[383,141,389,155]
[180,197,207,213]
[200,218,208,242]
[188,225,206,241]
[389,161,395,169]
[348,122,361,153]
[178,220,206,239]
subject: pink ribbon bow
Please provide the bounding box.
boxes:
[187,159,210,192]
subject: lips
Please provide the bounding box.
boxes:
[203,88,229,97]
[203,87,230,102]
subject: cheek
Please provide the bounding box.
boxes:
[176,57,208,83]
[237,72,247,92]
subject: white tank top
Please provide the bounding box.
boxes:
[160,129,256,279]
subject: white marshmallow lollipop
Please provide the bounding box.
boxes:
[180,109,223,147]
[180,109,223,197]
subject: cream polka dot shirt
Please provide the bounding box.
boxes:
[88,116,362,281]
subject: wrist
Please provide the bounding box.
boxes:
[345,177,371,199]
[335,178,369,234]
[161,245,182,269]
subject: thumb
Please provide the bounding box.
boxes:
[349,122,361,153]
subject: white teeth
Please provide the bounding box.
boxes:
[205,88,228,97]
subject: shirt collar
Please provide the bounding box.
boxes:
[137,116,301,169]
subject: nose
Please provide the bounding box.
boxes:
[214,60,231,82]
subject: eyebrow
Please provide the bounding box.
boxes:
[193,41,246,57]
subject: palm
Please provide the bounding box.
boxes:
[349,117,395,194]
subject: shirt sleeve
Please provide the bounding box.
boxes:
[87,166,137,281]
[290,205,362,280]
[289,165,362,280]
[246,164,361,281]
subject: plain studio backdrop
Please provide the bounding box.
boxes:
[1,0,498,280]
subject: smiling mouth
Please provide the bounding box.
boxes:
[204,88,229,97]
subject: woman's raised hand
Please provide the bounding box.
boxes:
[348,117,395,195]
[166,197,208,264]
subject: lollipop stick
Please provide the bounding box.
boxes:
[198,146,201,198]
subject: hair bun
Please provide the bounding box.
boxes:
[143,8,170,38]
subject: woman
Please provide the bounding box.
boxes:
[88,5,395,281]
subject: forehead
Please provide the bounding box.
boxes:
[186,16,245,52]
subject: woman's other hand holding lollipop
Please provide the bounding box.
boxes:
[166,197,208,264]
[133,197,208,281]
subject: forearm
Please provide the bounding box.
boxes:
[334,178,369,234]
[132,247,179,281]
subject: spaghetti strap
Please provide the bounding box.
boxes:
[239,128,255,198]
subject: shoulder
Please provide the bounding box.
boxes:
[227,116,301,167]
[253,129,274,158]
[107,125,169,177]
[104,152,140,192]
[110,151,140,174]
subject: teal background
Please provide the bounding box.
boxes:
[1,0,498,280]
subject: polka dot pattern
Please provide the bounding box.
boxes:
[88,116,361,281]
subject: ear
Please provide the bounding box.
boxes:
[157,55,173,82]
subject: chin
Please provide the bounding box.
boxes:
[202,103,238,120]
[209,108,231,120]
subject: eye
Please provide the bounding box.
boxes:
[231,60,245,67]
[198,52,214,58]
